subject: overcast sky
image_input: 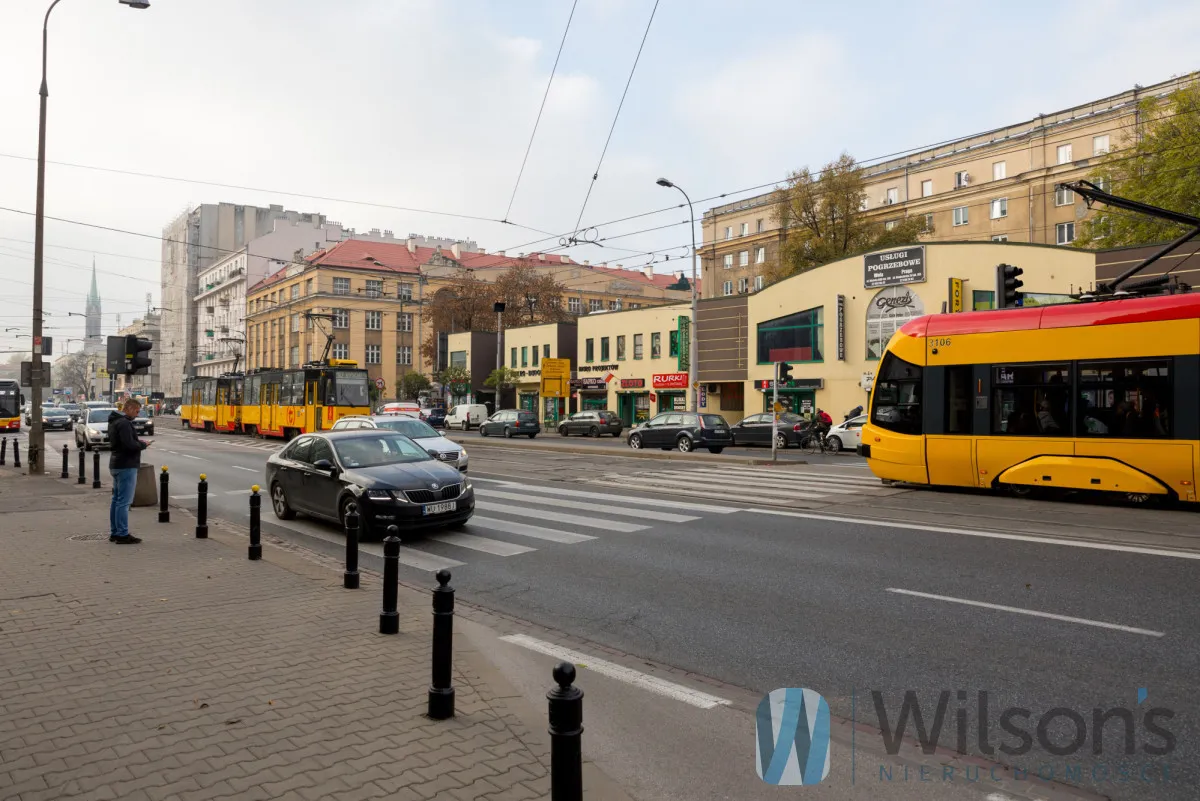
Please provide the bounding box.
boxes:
[1,0,1197,360]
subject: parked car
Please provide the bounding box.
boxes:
[265,430,474,538]
[627,412,732,454]
[825,414,867,454]
[479,409,540,438]
[379,402,422,417]
[132,408,155,437]
[25,404,57,425]
[729,412,807,449]
[424,407,446,428]
[445,403,489,431]
[40,406,74,431]
[62,403,82,423]
[331,415,467,472]
[75,407,119,451]
[557,410,623,438]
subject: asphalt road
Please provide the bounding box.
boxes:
[21,421,1200,801]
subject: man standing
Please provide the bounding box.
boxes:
[109,398,148,544]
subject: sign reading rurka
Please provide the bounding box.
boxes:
[864,246,925,288]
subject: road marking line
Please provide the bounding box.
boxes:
[660,469,867,494]
[467,516,596,544]
[500,634,731,709]
[232,466,257,472]
[262,518,465,571]
[598,475,842,500]
[885,588,1165,637]
[677,466,882,486]
[180,454,203,460]
[699,465,881,483]
[746,508,1200,561]
[478,489,698,523]
[428,532,537,556]
[473,501,648,532]
[472,478,739,513]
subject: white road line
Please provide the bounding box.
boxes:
[478,489,698,523]
[659,470,866,494]
[500,634,731,710]
[467,516,596,544]
[886,588,1165,637]
[428,532,537,556]
[679,467,882,486]
[747,508,1200,561]
[180,453,203,460]
[261,516,466,571]
[473,478,739,514]
[232,466,257,472]
[703,464,881,482]
[599,475,842,501]
[473,501,648,532]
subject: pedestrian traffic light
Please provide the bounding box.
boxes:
[124,335,153,375]
[996,263,1025,308]
[777,362,794,383]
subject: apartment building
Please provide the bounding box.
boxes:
[700,72,1197,296]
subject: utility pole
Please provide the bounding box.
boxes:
[771,363,779,463]
[655,178,699,412]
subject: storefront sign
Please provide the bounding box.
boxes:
[866,285,925,359]
[540,358,571,398]
[649,392,657,403]
[570,377,607,390]
[864,246,925,288]
[836,294,846,361]
[949,277,964,313]
[677,315,691,372]
[699,385,707,408]
[578,363,619,373]
[754,378,824,391]
[652,372,689,389]
[620,378,646,389]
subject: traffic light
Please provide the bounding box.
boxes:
[106,336,126,374]
[125,335,153,375]
[777,362,794,383]
[996,263,1025,308]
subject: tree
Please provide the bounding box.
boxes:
[1075,83,1200,248]
[768,153,929,283]
[436,365,471,396]
[399,371,432,401]
[494,263,572,328]
[420,271,497,365]
[483,367,519,391]
[54,352,91,397]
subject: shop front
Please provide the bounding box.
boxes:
[754,378,822,416]
[571,376,610,412]
[616,378,651,426]
[652,372,689,413]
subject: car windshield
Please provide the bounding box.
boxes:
[138,410,152,418]
[88,410,113,423]
[334,371,370,407]
[45,408,66,416]
[332,433,432,468]
[375,418,439,439]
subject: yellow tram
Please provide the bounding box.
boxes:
[180,375,242,433]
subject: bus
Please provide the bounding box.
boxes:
[0,380,21,432]
[861,292,1199,504]
[181,375,242,433]
[241,363,369,439]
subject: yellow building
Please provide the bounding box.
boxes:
[497,322,578,426]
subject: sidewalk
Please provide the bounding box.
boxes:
[0,470,629,801]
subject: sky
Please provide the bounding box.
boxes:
[1,0,1198,363]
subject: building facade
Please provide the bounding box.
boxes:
[498,322,578,426]
[445,330,501,410]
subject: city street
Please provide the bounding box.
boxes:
[16,421,1198,801]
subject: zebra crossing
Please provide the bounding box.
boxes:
[584,464,899,506]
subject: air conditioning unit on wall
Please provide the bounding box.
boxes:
[707,383,720,393]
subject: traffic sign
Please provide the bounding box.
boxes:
[773,401,784,413]
[540,358,571,398]
[374,377,385,390]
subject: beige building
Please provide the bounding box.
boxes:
[495,322,578,426]
[700,72,1197,298]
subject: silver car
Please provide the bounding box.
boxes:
[75,407,119,451]
[330,415,467,472]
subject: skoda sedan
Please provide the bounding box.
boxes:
[265,430,474,538]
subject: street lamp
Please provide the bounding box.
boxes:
[28,0,150,474]
[655,177,699,413]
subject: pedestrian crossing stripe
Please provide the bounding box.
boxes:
[473,478,739,514]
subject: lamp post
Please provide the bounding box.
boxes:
[29,0,150,474]
[656,178,699,412]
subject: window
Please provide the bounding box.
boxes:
[601,337,610,361]
[365,310,382,330]
[633,334,643,360]
[290,346,299,367]
[397,312,412,332]
[1055,185,1074,206]
[1077,360,1171,438]
[398,282,413,301]
[521,346,528,367]
[921,180,933,198]
[333,277,350,295]
[738,277,749,293]
[1057,144,1073,165]
[1093,176,1111,193]
[755,247,766,264]
[723,280,733,296]
[991,235,1009,242]
[616,335,626,360]
[953,206,969,226]
[608,299,622,311]
[365,279,383,298]
[723,254,734,269]
[886,187,899,204]
[945,365,973,434]
[756,218,764,233]
[754,275,764,291]
[589,299,603,313]
[332,308,349,329]
[954,171,969,188]
[568,297,582,314]
[740,222,749,237]
[993,161,1007,181]
[511,347,517,368]
[629,303,641,310]
[1093,135,1110,156]
[973,290,995,311]
[290,314,300,333]
[884,220,898,231]
[586,338,595,362]
[332,343,349,360]
[871,353,922,435]
[757,307,823,364]
[1056,222,1075,245]
[669,331,679,357]
[290,285,300,300]
[739,250,749,267]
[365,344,381,364]
[544,344,550,359]
[923,213,934,232]
[305,278,313,296]
[724,226,733,240]
[650,332,661,359]
[992,364,1071,435]
[305,344,312,363]
[860,197,869,211]
[990,198,1008,219]
[532,346,539,366]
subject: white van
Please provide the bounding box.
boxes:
[445,404,489,430]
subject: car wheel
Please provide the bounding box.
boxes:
[528,434,537,439]
[271,482,296,520]
[628,433,642,450]
[826,436,842,454]
[504,427,513,439]
[677,436,694,453]
[480,426,489,437]
[558,426,568,437]
[589,426,600,438]
[775,432,789,450]
[708,447,724,454]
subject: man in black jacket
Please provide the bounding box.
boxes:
[109,399,149,544]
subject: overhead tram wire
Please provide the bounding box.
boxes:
[502,0,580,224]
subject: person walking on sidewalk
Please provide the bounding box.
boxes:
[109,399,149,544]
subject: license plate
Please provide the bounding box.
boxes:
[423,501,457,516]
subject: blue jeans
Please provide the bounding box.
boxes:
[109,467,139,538]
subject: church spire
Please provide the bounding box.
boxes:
[88,258,99,303]
[85,257,101,344]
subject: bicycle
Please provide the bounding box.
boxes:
[805,425,832,455]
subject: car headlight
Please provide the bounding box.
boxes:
[459,448,467,459]
[365,489,394,500]
[89,428,102,436]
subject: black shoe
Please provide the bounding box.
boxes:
[110,535,143,544]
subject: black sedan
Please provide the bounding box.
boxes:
[479,409,540,438]
[132,409,155,436]
[40,406,74,431]
[265,430,474,538]
[729,412,807,449]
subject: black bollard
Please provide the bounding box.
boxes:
[1,436,7,465]
[427,569,455,719]
[13,439,20,469]
[77,448,85,485]
[547,662,584,801]
[248,485,262,560]
[61,444,69,479]
[158,466,169,522]
[379,525,400,634]
[343,510,360,589]
[91,450,99,488]
[195,474,208,539]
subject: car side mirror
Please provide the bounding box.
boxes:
[425,449,439,459]
[313,459,337,474]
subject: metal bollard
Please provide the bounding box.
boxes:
[13,439,20,469]
[61,444,69,479]
[427,569,455,719]
[379,524,400,634]
[547,662,584,801]
[1,436,6,465]
[195,474,208,538]
[91,450,99,488]
[77,448,85,485]
[158,466,170,522]
[343,509,360,589]
[248,485,262,560]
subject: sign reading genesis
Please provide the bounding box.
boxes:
[864,246,925,288]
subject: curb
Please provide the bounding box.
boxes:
[444,434,811,466]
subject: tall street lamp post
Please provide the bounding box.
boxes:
[656,178,699,412]
[29,0,150,474]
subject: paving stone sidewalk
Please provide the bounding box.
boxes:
[0,470,623,801]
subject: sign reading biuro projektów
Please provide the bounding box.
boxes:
[864,246,925,288]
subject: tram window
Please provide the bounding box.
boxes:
[246,376,260,405]
[945,366,972,434]
[871,353,923,435]
[992,364,1070,435]
[1077,360,1171,438]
